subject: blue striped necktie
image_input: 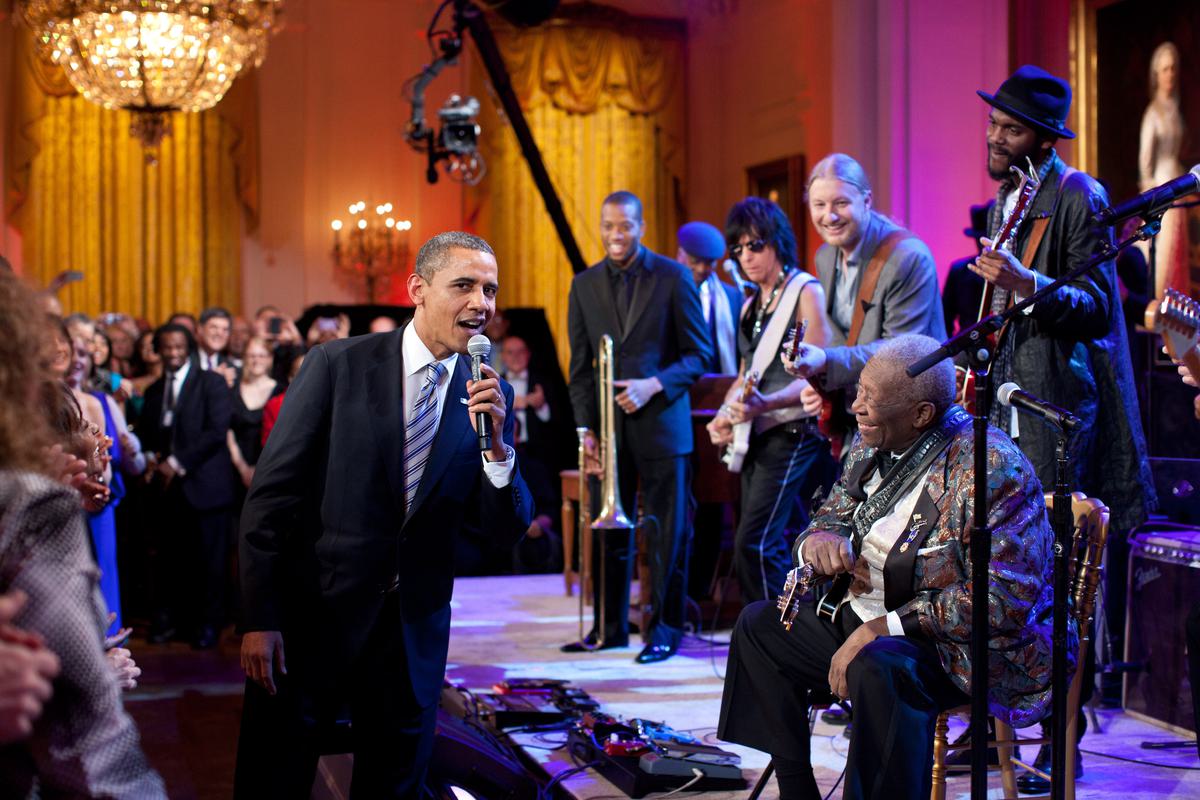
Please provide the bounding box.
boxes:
[404,361,447,512]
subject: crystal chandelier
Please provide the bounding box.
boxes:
[331,202,414,304]
[17,1,282,150]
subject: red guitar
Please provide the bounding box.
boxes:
[958,157,1041,412]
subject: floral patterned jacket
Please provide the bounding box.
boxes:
[793,415,1075,728]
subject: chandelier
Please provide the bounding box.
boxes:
[17,1,282,151]
[331,202,414,304]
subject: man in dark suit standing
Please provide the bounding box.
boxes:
[564,191,711,664]
[234,231,533,798]
[139,324,234,649]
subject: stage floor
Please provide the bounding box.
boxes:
[446,574,1200,800]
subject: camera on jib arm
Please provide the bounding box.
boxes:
[437,95,486,184]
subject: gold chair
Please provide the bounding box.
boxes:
[930,491,1109,800]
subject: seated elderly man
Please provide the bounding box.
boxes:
[718,333,1067,800]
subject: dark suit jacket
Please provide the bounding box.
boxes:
[567,247,711,458]
[140,364,234,511]
[239,328,533,705]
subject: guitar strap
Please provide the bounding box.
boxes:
[747,271,816,433]
[1018,166,1078,269]
[849,406,971,548]
[846,230,913,347]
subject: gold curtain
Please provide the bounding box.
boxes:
[468,8,686,371]
[6,29,259,321]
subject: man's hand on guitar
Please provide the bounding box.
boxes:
[969,237,1036,296]
[706,414,733,447]
[781,343,826,379]
[804,531,855,576]
[800,384,823,416]
[1180,363,1197,388]
[725,389,769,424]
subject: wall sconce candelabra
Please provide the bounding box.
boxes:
[331,201,412,303]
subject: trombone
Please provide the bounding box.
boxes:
[574,334,635,651]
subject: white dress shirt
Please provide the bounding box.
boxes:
[162,360,191,475]
[401,325,515,487]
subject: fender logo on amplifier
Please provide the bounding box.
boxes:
[1134,565,1162,592]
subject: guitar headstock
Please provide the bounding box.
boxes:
[1010,155,1042,197]
[776,563,815,631]
[785,320,808,362]
[739,370,761,402]
[1146,288,1200,363]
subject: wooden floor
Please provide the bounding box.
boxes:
[124,573,1200,799]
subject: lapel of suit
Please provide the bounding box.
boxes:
[882,451,949,611]
[405,355,474,524]
[621,250,660,344]
[366,329,406,519]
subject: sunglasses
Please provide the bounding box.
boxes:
[729,239,768,258]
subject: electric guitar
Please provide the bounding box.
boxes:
[722,369,760,473]
[776,562,852,629]
[786,321,852,458]
[1145,288,1200,383]
[958,157,1041,412]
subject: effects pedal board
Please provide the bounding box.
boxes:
[567,714,745,798]
[474,678,601,730]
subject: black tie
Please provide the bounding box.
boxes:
[166,372,177,412]
[616,269,636,328]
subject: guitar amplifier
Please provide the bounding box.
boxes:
[1123,526,1200,735]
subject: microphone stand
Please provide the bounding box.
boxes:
[1049,419,1074,800]
[907,211,1163,800]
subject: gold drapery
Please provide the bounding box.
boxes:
[468,7,686,370]
[6,29,259,321]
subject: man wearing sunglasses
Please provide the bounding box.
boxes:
[782,153,945,454]
[565,190,710,664]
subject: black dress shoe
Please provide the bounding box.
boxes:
[560,632,628,653]
[192,626,218,650]
[1016,744,1082,794]
[634,643,676,664]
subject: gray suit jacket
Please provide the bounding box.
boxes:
[815,211,946,389]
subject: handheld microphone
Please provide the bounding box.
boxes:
[997,382,1079,430]
[467,334,492,452]
[1093,165,1200,226]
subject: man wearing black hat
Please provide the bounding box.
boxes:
[970,64,1156,791]
[678,221,743,375]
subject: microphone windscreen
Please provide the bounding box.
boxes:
[996,382,1020,406]
[467,334,491,358]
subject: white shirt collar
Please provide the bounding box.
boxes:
[171,359,192,385]
[402,322,458,380]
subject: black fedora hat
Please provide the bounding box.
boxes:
[977,64,1075,140]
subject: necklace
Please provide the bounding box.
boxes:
[752,269,790,340]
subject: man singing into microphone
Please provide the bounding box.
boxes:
[969,65,1155,788]
[234,232,533,797]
